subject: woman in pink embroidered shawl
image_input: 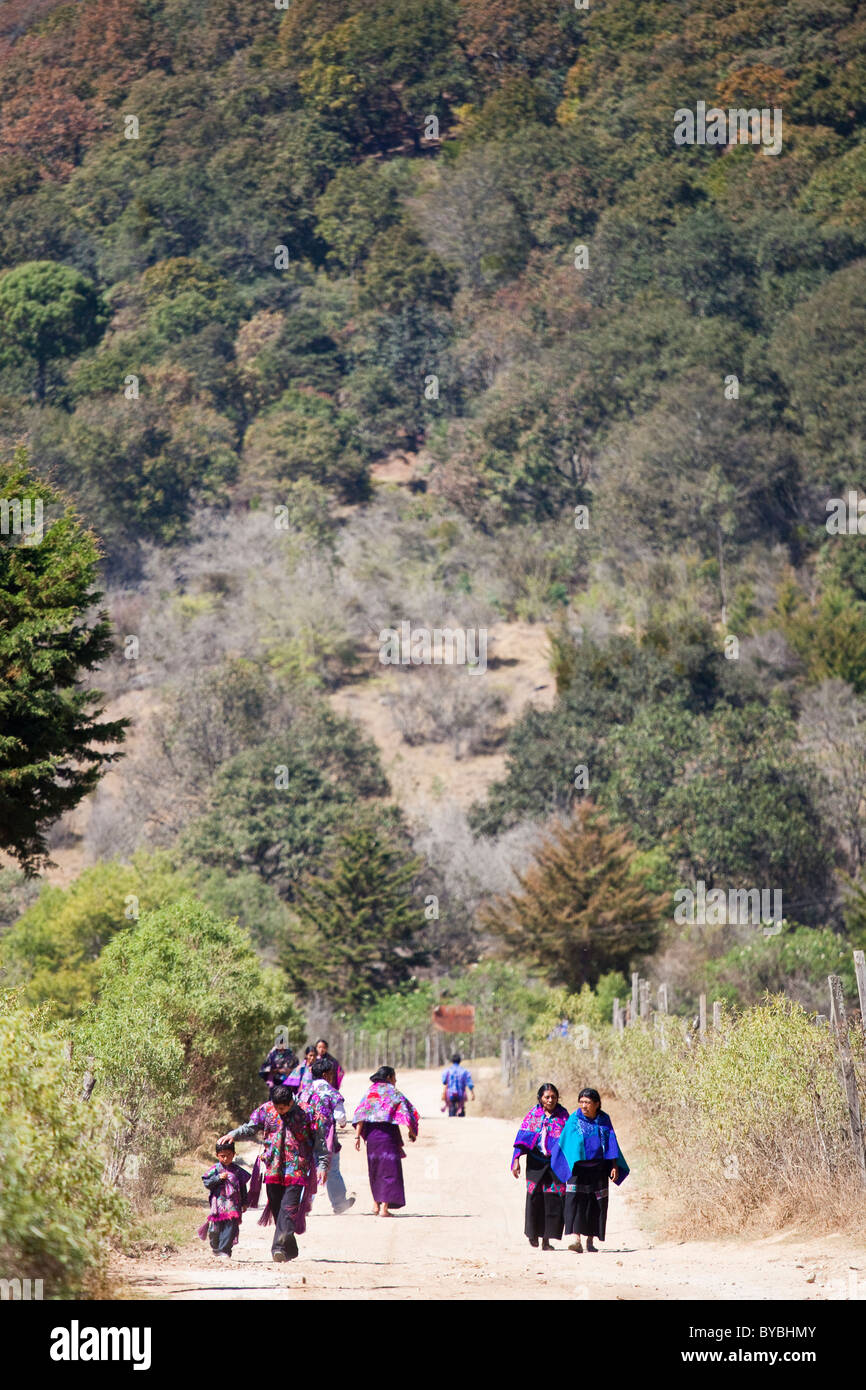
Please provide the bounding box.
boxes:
[352,1066,419,1216]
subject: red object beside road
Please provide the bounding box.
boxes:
[432,1004,475,1033]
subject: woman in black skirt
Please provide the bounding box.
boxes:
[555,1087,627,1252]
[511,1083,569,1250]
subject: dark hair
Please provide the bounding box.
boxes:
[311,1057,333,1080]
[370,1065,396,1084]
[304,1043,316,1056]
[315,1038,328,1049]
[216,1139,235,1153]
[537,1082,559,1102]
[451,1053,462,1064]
[271,1084,294,1105]
[578,1087,601,1106]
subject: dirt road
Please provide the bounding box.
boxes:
[121,1068,863,1301]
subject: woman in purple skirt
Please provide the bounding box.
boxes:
[352,1066,420,1216]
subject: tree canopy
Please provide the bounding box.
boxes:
[0,451,126,872]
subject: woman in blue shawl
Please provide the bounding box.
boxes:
[549,1087,629,1252]
[511,1083,569,1250]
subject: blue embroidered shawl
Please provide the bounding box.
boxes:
[549,1108,630,1186]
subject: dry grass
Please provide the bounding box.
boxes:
[528,998,866,1241]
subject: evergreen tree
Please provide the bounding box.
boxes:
[0,261,107,401]
[481,803,666,991]
[289,822,426,1010]
[0,450,126,873]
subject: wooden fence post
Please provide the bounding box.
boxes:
[828,974,866,1186]
[854,950,866,1031]
[712,1000,722,1030]
[657,984,668,1015]
[639,979,650,1021]
[80,1054,96,1102]
[699,993,707,1038]
[425,1035,431,1070]
[631,972,639,1026]
[612,997,620,1030]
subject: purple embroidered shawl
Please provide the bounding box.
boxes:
[511,1102,569,1166]
[197,1162,249,1240]
[352,1082,420,1132]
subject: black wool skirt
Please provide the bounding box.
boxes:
[564,1158,610,1240]
[524,1150,564,1242]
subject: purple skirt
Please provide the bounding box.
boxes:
[361,1122,406,1208]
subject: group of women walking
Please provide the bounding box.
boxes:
[511,1084,628,1252]
[209,1052,420,1262]
[209,1039,625,1263]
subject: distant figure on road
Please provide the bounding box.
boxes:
[314,1037,345,1090]
[286,1044,316,1092]
[353,1065,420,1217]
[258,1042,298,1092]
[441,1053,474,1116]
[549,1086,629,1253]
[511,1083,568,1250]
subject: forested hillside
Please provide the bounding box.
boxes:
[2,0,866,1288]
[3,0,866,991]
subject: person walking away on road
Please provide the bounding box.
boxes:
[511,1083,568,1250]
[198,1139,250,1258]
[258,1041,298,1093]
[549,1086,629,1253]
[353,1065,420,1217]
[300,1056,355,1214]
[314,1037,345,1090]
[441,1053,474,1116]
[286,1045,316,1093]
[219,1083,329,1263]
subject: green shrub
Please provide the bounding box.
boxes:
[705,924,858,1012]
[76,997,190,1196]
[1,855,193,1017]
[0,994,126,1296]
[350,962,556,1046]
[92,898,299,1113]
[74,899,303,1196]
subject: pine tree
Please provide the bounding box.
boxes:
[289,822,427,1010]
[481,802,666,991]
[0,450,127,872]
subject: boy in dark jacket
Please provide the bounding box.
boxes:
[199,1140,249,1257]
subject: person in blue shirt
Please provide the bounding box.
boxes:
[441,1053,474,1116]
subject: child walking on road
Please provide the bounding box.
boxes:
[198,1140,250,1258]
